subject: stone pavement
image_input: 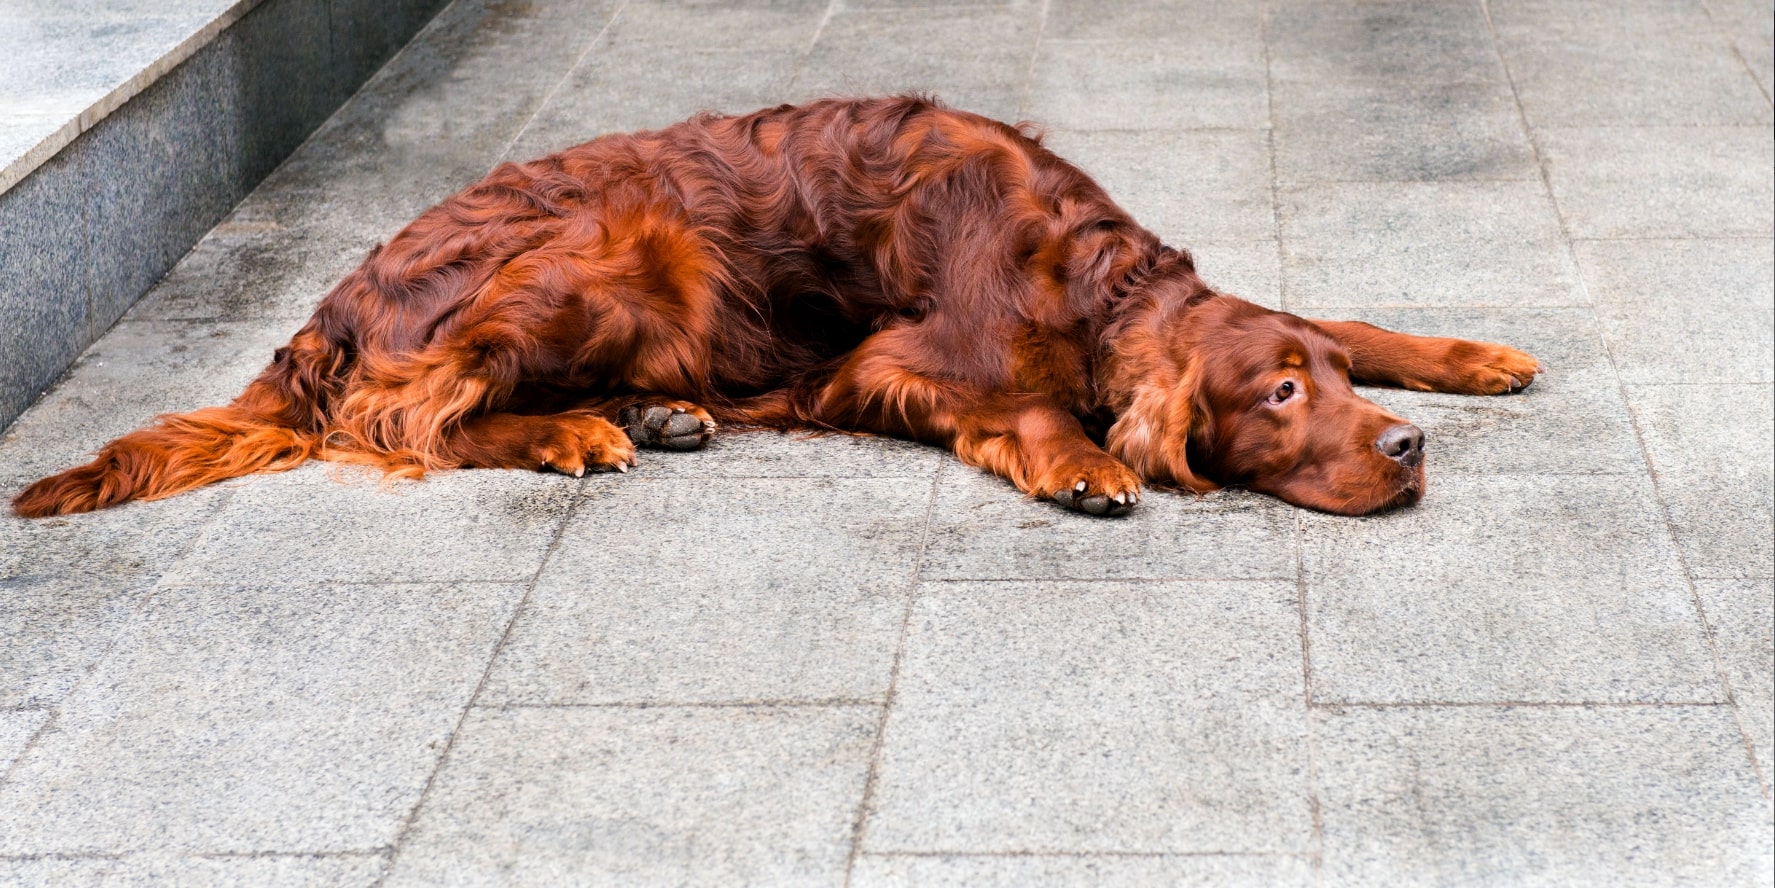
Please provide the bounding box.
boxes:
[1,1,1770,885]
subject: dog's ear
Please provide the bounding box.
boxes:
[1104,356,1217,494]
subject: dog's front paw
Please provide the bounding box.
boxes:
[1048,463,1142,517]
[1437,341,1543,395]
[620,401,717,451]
[536,412,637,477]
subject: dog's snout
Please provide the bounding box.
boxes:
[1376,423,1425,468]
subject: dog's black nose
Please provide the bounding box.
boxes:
[1376,423,1425,467]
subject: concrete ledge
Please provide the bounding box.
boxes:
[0,0,450,431]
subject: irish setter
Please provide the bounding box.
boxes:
[13,96,1539,520]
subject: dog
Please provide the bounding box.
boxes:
[12,96,1539,520]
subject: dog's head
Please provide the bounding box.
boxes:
[1107,295,1424,515]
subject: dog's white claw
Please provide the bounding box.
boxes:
[1114,492,1127,505]
[614,462,628,474]
[1075,481,1088,493]
[573,466,585,478]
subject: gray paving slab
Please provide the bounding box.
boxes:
[919,463,1297,581]
[1697,578,1775,784]
[1270,79,1539,183]
[850,852,1314,888]
[1267,0,1507,84]
[0,487,227,587]
[843,0,1038,7]
[0,859,98,888]
[791,7,1039,124]
[1320,307,1642,477]
[630,429,942,479]
[0,854,386,888]
[1573,238,1774,386]
[382,706,876,887]
[1280,180,1586,309]
[1191,240,1283,309]
[162,463,579,585]
[128,217,372,323]
[1026,37,1269,131]
[0,317,242,583]
[864,580,1310,854]
[1040,129,1275,245]
[1628,383,1775,580]
[1315,706,1774,887]
[506,42,803,159]
[0,318,294,480]
[1301,474,1720,704]
[1495,28,1770,127]
[1044,0,1263,42]
[1707,0,1775,96]
[0,576,149,708]
[3,0,1772,879]
[1487,0,1720,34]
[0,707,48,772]
[1538,125,1775,239]
[0,582,522,856]
[481,476,929,706]
[603,0,828,49]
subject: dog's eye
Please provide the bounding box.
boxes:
[1267,381,1296,405]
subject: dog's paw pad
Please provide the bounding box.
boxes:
[621,401,716,451]
[1050,470,1140,517]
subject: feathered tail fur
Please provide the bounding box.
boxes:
[11,326,347,518]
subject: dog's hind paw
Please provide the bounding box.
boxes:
[620,401,716,451]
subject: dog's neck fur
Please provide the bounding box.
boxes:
[1090,254,1222,492]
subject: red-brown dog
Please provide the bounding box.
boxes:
[13,96,1539,520]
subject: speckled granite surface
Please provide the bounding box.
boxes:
[0,1,1770,886]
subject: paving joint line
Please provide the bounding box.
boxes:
[1606,381,1775,389]
[841,462,943,888]
[781,0,838,94]
[371,476,592,886]
[1569,234,1775,243]
[1478,0,1772,802]
[862,849,1315,859]
[190,849,388,860]
[473,699,881,710]
[495,0,630,165]
[1260,3,1289,315]
[913,576,1297,584]
[1532,121,1774,130]
[1263,5,1323,881]
[1294,508,1326,884]
[1698,0,1774,106]
[1317,700,1733,710]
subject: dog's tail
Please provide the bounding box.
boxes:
[11,325,350,518]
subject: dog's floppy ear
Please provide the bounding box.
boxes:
[1104,351,1218,494]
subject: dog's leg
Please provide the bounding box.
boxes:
[445,410,638,477]
[945,393,1144,516]
[811,351,1140,515]
[1310,320,1542,395]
